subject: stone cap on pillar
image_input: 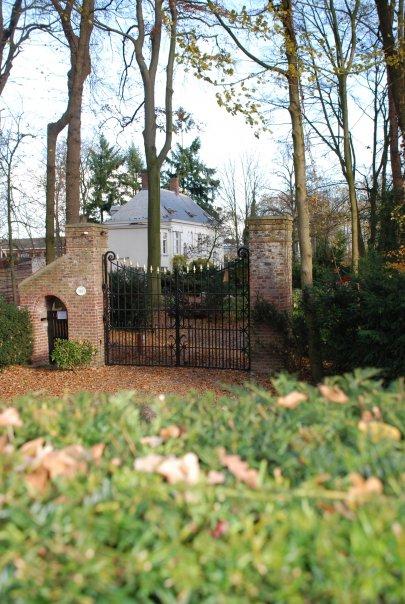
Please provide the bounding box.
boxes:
[65,223,108,254]
[247,215,293,226]
[247,215,293,241]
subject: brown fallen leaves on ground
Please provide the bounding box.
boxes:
[0,365,270,400]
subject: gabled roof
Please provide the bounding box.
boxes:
[105,188,211,225]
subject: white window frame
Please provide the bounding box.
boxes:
[174,231,182,255]
[162,232,168,255]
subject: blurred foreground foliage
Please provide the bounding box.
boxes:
[0,370,404,602]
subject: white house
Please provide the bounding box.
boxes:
[105,175,223,268]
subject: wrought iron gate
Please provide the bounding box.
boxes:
[102,249,250,370]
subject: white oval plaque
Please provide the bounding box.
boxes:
[76,286,87,296]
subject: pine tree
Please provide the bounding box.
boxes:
[120,144,144,200]
[86,135,124,222]
[162,138,220,216]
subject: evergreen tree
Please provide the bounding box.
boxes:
[162,138,220,216]
[86,135,124,222]
[120,144,144,200]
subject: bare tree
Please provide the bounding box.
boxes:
[300,0,365,271]
[0,117,32,302]
[45,0,94,263]
[0,0,49,96]
[220,156,266,247]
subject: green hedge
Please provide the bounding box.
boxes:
[0,297,32,367]
[0,369,404,601]
[290,259,405,379]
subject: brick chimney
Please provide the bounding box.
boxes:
[169,175,179,196]
[141,171,148,190]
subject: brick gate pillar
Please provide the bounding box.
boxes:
[247,216,293,374]
[19,224,108,366]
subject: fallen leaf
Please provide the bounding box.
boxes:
[318,384,349,404]
[91,443,105,463]
[20,437,45,458]
[207,470,226,485]
[62,444,89,461]
[0,407,22,427]
[134,452,200,485]
[358,420,401,443]
[160,425,181,440]
[41,449,87,479]
[141,436,163,448]
[134,454,163,473]
[277,391,307,409]
[25,467,49,494]
[347,472,383,506]
[218,448,259,489]
[160,453,200,485]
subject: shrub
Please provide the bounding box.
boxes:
[188,257,214,271]
[172,254,188,270]
[0,370,403,601]
[290,257,405,379]
[0,297,32,367]
[51,338,96,370]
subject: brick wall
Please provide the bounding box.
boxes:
[247,216,293,374]
[19,224,108,366]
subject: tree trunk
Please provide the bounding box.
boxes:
[388,76,404,206]
[147,160,161,269]
[368,184,378,248]
[52,0,94,226]
[46,118,68,263]
[66,83,84,223]
[6,170,17,304]
[281,0,323,381]
[339,75,360,271]
[375,0,405,142]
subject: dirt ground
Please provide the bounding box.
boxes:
[0,365,271,401]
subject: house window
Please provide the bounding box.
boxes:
[162,232,168,255]
[174,231,181,255]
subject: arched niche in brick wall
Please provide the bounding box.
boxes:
[45,296,69,363]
